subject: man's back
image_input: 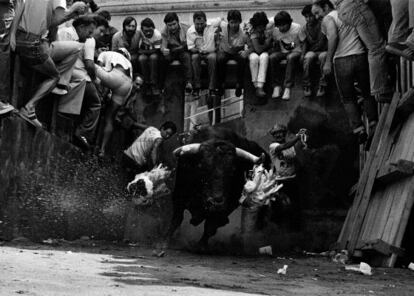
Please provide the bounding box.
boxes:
[124,127,162,167]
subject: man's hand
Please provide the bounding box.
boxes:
[239,50,249,59]
[69,1,87,16]
[323,61,332,76]
[161,47,170,56]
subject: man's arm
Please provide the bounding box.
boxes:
[323,16,338,76]
[50,2,87,29]
[272,135,301,153]
[150,138,163,167]
[187,27,199,53]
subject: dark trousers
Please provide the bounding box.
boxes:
[269,51,300,88]
[191,52,217,90]
[138,53,160,86]
[0,34,11,102]
[216,51,246,88]
[334,53,378,132]
[76,82,101,143]
[164,51,192,84]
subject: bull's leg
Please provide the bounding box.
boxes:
[198,215,229,250]
[159,204,185,249]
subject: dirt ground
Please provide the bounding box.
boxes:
[1,240,413,296]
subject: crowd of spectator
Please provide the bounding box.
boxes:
[0,0,412,166]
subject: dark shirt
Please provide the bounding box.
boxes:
[300,20,327,52]
[96,26,118,49]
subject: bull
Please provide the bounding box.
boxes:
[165,126,270,250]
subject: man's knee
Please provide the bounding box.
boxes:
[318,52,327,63]
[191,53,200,62]
[304,51,317,61]
[207,52,216,61]
[269,52,283,62]
[149,53,159,61]
[138,54,148,63]
[287,52,300,61]
[249,53,259,62]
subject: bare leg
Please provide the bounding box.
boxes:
[99,100,121,156]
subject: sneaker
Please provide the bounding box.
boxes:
[185,82,193,93]
[316,85,326,97]
[255,87,266,98]
[272,86,282,99]
[303,86,312,98]
[51,87,68,95]
[235,84,243,97]
[19,106,43,128]
[73,132,91,150]
[0,101,15,115]
[282,88,291,100]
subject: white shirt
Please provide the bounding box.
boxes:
[20,0,66,38]
[272,22,302,53]
[187,17,222,52]
[139,29,162,50]
[57,26,94,82]
[97,51,133,78]
[124,127,162,166]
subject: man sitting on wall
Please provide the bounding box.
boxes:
[138,17,162,96]
[187,11,222,97]
[217,9,250,98]
[161,12,193,93]
[112,16,141,72]
[299,4,327,98]
[269,11,302,101]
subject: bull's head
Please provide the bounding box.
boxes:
[174,140,260,212]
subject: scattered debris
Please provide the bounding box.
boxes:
[12,237,31,243]
[345,262,372,276]
[277,265,288,275]
[42,238,59,245]
[259,246,273,256]
[152,250,165,257]
[80,236,90,241]
[408,262,414,271]
[333,250,349,264]
[303,250,335,257]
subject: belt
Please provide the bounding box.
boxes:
[16,29,48,43]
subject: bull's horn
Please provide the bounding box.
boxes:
[173,143,201,156]
[236,148,260,163]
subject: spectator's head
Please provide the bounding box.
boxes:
[269,123,287,142]
[116,48,132,61]
[193,11,207,34]
[164,12,180,34]
[302,4,317,25]
[91,15,109,39]
[227,10,242,33]
[249,12,269,32]
[97,10,111,22]
[141,18,155,39]
[123,16,137,37]
[160,121,177,140]
[312,0,334,20]
[73,15,97,42]
[274,11,292,33]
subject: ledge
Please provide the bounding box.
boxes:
[96,0,308,14]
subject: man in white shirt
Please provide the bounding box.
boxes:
[11,0,87,127]
[58,15,108,149]
[123,121,177,172]
[187,11,222,95]
[269,11,302,100]
[138,17,162,96]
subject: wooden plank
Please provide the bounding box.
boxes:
[338,103,392,246]
[346,92,401,252]
[375,160,414,185]
[359,189,383,242]
[380,180,405,243]
[356,239,405,256]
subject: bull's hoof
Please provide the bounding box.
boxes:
[188,241,210,254]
